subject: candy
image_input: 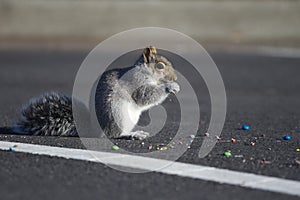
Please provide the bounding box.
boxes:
[260,160,271,164]
[283,135,291,140]
[112,145,120,150]
[9,147,15,152]
[224,151,232,157]
[296,148,300,152]
[242,125,250,130]
[231,138,237,143]
[234,155,243,158]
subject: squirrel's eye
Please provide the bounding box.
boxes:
[155,62,165,70]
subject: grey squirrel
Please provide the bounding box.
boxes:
[14,46,180,140]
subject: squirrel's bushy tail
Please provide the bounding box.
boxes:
[13,93,77,136]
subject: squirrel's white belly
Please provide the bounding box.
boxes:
[126,102,141,124]
[119,100,142,133]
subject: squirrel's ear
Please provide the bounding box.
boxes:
[143,46,157,63]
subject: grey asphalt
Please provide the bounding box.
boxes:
[0,48,299,199]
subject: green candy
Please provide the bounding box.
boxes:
[112,145,120,150]
[224,151,232,157]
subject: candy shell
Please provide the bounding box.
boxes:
[283,135,291,140]
[224,151,232,157]
[112,145,120,150]
[9,147,15,152]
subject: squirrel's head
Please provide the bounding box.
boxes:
[142,46,177,82]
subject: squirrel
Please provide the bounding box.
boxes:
[13,46,180,140]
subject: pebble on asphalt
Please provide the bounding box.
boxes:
[190,134,195,139]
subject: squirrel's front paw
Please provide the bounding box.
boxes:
[131,131,150,140]
[166,82,180,94]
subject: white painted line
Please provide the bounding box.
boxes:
[1,141,300,197]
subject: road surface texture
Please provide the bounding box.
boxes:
[0,48,299,200]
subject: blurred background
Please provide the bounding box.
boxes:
[0,0,300,127]
[0,0,300,49]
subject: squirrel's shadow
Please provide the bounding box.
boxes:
[0,127,17,135]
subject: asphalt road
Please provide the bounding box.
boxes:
[0,48,299,199]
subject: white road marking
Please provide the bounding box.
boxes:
[1,141,300,197]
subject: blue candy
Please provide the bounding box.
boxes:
[9,147,15,152]
[283,135,291,140]
[242,125,250,130]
